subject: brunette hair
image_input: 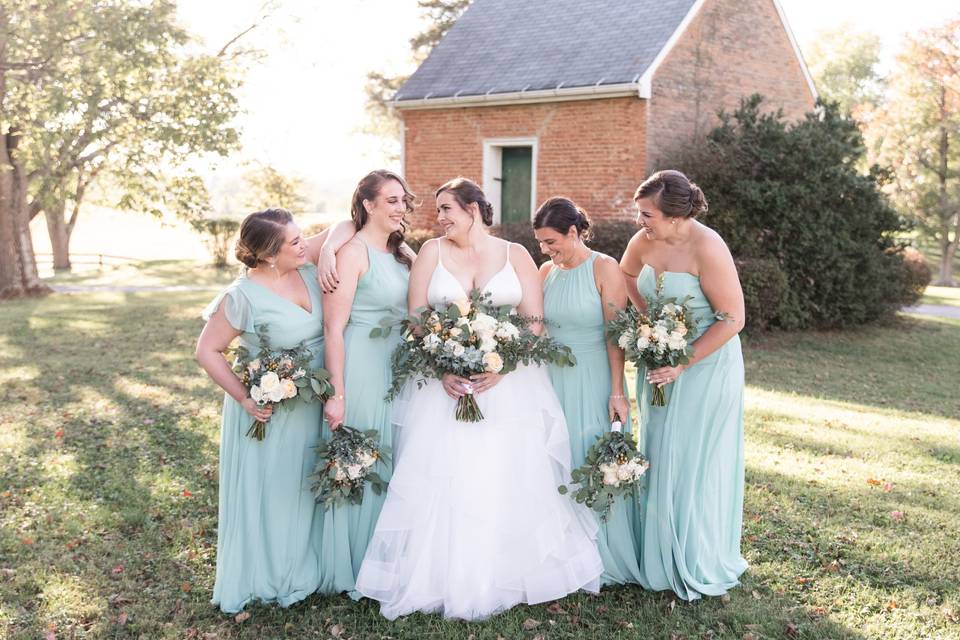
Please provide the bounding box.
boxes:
[235,208,294,268]
[533,197,592,241]
[634,170,708,218]
[435,177,494,226]
[351,169,415,268]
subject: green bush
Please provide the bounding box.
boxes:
[190,217,240,268]
[682,95,915,329]
[495,219,637,266]
[895,246,932,305]
[404,227,435,253]
[736,256,788,332]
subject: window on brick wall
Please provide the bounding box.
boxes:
[482,138,538,224]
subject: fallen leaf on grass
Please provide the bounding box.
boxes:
[20,537,34,545]
[885,600,898,612]
[111,565,124,574]
[742,635,757,640]
[751,590,762,600]
[522,618,540,630]
[890,510,905,521]
[182,490,193,498]
[108,594,132,607]
[234,611,250,623]
[795,577,814,585]
[545,602,565,615]
[785,622,799,637]
[882,482,894,492]
[329,623,345,637]
[181,582,192,592]
[117,612,128,626]
[54,429,64,438]
[943,607,959,623]
[866,478,881,486]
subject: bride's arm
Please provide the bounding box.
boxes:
[512,243,546,335]
[407,238,438,313]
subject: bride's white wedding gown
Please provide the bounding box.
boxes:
[354,242,603,621]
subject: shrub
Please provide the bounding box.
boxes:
[736,256,788,332]
[191,218,240,268]
[302,222,329,237]
[495,219,638,266]
[404,227,436,253]
[681,95,916,329]
[895,246,932,305]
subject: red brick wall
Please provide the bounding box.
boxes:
[645,0,816,171]
[400,97,647,228]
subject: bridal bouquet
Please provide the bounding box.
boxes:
[310,426,390,509]
[380,289,576,422]
[606,274,699,406]
[232,325,334,440]
[558,421,649,521]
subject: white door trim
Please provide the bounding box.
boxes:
[482,137,538,224]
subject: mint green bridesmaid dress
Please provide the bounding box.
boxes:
[543,252,643,586]
[318,240,409,594]
[204,263,325,614]
[634,264,747,600]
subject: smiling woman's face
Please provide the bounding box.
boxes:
[436,191,476,238]
[364,178,409,233]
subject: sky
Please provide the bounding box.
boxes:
[176,0,960,212]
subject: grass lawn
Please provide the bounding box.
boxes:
[921,286,960,308]
[1,269,958,639]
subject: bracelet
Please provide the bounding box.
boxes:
[331,394,344,401]
[609,395,625,399]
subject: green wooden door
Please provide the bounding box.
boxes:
[500,146,532,224]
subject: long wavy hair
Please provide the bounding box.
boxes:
[350,169,416,268]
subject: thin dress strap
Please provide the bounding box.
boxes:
[437,239,445,268]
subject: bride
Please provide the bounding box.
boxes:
[354,177,603,620]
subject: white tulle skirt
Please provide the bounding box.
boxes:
[354,364,604,621]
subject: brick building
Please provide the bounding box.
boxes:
[394,0,817,229]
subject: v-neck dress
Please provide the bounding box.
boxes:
[202,263,326,613]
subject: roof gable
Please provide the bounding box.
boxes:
[396,0,700,103]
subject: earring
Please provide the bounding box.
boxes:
[671,220,677,225]
[269,262,277,270]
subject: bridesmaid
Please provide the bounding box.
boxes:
[196,208,327,613]
[534,197,643,586]
[318,169,415,594]
[619,170,748,600]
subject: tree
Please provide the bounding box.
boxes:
[682,96,918,329]
[363,0,471,155]
[241,164,309,212]
[0,0,259,297]
[806,24,885,119]
[875,19,960,286]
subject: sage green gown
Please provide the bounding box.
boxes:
[204,263,325,614]
[543,252,643,586]
[318,240,409,594]
[634,264,747,600]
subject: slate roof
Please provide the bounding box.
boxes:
[395,0,700,102]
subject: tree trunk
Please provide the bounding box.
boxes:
[940,240,957,286]
[44,200,71,270]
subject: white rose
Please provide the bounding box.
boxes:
[482,352,504,373]
[617,333,632,349]
[479,336,498,353]
[423,333,442,352]
[449,327,463,338]
[259,371,281,395]
[494,322,519,341]
[598,463,617,474]
[616,465,634,481]
[346,464,364,480]
[452,298,471,315]
[638,324,653,338]
[266,385,286,403]
[250,384,264,403]
[247,358,262,372]
[662,303,677,315]
[333,463,347,482]
[674,324,688,337]
[470,313,499,337]
[668,333,687,351]
[443,338,459,353]
[602,470,621,486]
[456,316,471,327]
[358,452,376,468]
[280,378,298,399]
[452,342,466,357]
[653,324,669,341]
[636,336,650,351]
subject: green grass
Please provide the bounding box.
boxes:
[1,274,959,639]
[45,259,239,288]
[921,285,960,308]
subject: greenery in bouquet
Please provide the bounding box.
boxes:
[379,289,576,422]
[310,426,391,509]
[559,421,649,521]
[231,325,334,440]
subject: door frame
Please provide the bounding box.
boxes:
[482,137,538,225]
